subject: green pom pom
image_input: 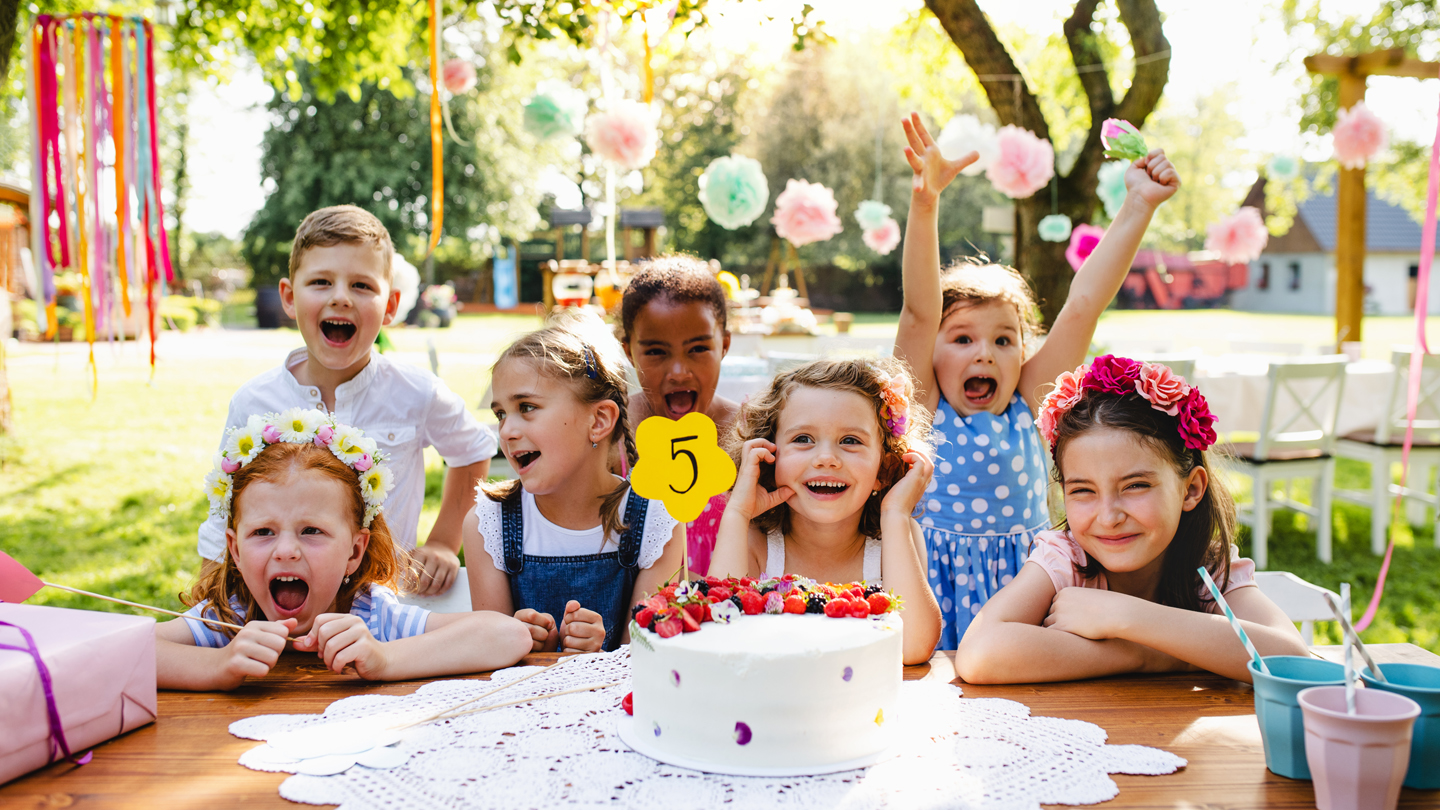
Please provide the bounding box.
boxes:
[698,155,770,230]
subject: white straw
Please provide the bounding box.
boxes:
[1322,590,1387,683]
[1342,584,1356,715]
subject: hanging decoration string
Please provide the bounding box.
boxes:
[427,0,445,256]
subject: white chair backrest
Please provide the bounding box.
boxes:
[818,335,893,357]
[1253,571,1341,645]
[765,351,820,377]
[1255,355,1348,458]
[1374,348,1440,444]
[728,333,764,358]
[1131,351,1198,382]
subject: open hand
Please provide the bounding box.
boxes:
[515,608,558,652]
[1125,149,1180,210]
[220,618,295,688]
[408,544,461,596]
[1042,587,1134,640]
[902,112,978,206]
[726,438,794,521]
[880,451,934,518]
[294,613,389,679]
[558,600,606,652]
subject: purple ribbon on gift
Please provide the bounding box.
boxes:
[0,620,93,767]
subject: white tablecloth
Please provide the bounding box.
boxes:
[1192,357,1393,437]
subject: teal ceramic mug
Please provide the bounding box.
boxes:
[1250,655,1346,780]
[1361,662,1440,789]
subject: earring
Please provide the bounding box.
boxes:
[592,441,599,449]
[343,575,351,585]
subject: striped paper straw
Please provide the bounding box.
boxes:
[1198,567,1268,675]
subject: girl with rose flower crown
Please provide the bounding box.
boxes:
[956,358,1307,683]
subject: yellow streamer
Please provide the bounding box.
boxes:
[427,0,444,254]
[74,20,97,394]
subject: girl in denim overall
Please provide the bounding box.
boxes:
[463,312,686,652]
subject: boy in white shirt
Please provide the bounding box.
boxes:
[197,205,494,595]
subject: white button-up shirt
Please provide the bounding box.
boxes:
[197,348,497,560]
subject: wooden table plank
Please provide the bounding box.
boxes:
[3,645,1439,809]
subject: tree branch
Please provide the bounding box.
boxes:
[1061,0,1113,188]
[1113,0,1171,127]
[923,0,1050,140]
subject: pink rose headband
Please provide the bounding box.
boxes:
[1037,355,1217,452]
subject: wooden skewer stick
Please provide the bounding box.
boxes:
[396,680,622,730]
[397,654,584,729]
[43,582,300,642]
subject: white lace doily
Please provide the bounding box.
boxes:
[232,649,1185,809]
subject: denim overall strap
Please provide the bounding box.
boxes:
[501,496,525,575]
[617,490,649,570]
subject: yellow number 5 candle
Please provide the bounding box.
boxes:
[630,413,737,523]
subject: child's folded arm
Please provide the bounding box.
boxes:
[155,617,292,691]
[366,610,533,680]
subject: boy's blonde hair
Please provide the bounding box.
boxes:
[480,310,638,540]
[289,205,394,282]
[728,357,933,539]
[940,260,1043,348]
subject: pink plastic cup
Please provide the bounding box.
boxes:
[1298,686,1420,810]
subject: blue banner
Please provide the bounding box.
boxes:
[493,254,517,309]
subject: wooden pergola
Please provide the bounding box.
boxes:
[1304,48,1440,344]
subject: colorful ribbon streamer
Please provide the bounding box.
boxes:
[1355,66,1440,633]
[427,0,444,254]
[27,13,172,382]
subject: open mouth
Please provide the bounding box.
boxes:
[512,450,541,474]
[804,480,851,499]
[964,376,998,406]
[269,575,310,618]
[320,319,357,345]
[662,390,698,419]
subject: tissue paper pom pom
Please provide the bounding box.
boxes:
[862,217,902,255]
[1204,207,1269,264]
[1096,160,1128,219]
[1267,154,1301,182]
[854,200,892,231]
[586,100,659,170]
[1332,102,1387,170]
[699,155,769,230]
[937,114,998,177]
[1037,214,1073,242]
[1066,224,1106,271]
[987,125,1055,199]
[771,179,843,247]
[523,80,587,141]
[442,59,477,94]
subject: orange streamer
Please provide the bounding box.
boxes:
[110,18,130,315]
[427,0,443,253]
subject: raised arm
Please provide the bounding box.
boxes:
[895,113,978,412]
[1019,150,1181,408]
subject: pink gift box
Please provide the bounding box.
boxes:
[0,603,157,785]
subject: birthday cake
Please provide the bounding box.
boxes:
[622,577,903,774]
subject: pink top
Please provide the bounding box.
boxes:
[684,492,728,577]
[1026,529,1256,614]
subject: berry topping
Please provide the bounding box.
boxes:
[682,602,705,626]
[655,615,684,638]
[823,599,849,618]
[849,598,871,618]
[680,608,701,632]
[740,591,765,615]
[621,692,634,715]
[783,595,806,614]
[634,607,656,629]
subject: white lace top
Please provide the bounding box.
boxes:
[762,531,883,585]
[474,488,677,572]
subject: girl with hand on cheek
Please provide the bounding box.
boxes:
[156,412,532,691]
[956,358,1308,684]
[710,358,942,665]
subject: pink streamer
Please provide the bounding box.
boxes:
[143,23,173,283]
[1354,69,1440,633]
[37,19,69,275]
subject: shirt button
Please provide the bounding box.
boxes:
[388,433,395,440]
[310,389,318,397]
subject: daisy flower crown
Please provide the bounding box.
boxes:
[1037,355,1218,452]
[203,408,394,528]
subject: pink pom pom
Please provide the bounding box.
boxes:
[862,217,901,255]
[1332,102,1387,170]
[353,454,373,472]
[220,457,241,474]
[1204,207,1269,264]
[314,426,334,447]
[1065,224,1106,272]
[585,100,659,170]
[986,125,1055,199]
[261,425,281,444]
[770,179,843,247]
[442,59,477,95]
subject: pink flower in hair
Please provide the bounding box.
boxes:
[1176,387,1218,450]
[1037,365,1088,447]
[877,373,909,437]
[262,424,282,444]
[314,425,335,447]
[1135,363,1191,416]
[353,454,373,473]
[220,456,242,474]
[1085,355,1142,396]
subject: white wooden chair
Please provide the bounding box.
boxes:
[1334,348,1440,554]
[1253,571,1341,645]
[398,571,474,613]
[1223,356,1348,569]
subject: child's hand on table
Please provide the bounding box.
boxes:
[515,608,559,652]
[294,614,390,678]
[902,112,978,208]
[880,451,935,518]
[408,544,461,596]
[1042,587,1137,640]
[728,438,794,521]
[220,618,296,688]
[558,600,605,653]
[1125,150,1181,211]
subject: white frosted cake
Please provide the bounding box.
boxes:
[623,578,903,774]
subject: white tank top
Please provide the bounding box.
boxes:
[763,531,883,585]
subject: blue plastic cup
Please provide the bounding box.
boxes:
[1360,662,1440,789]
[1250,655,1346,780]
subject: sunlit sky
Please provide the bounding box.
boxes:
[182,0,1439,237]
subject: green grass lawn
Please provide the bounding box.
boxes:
[3,308,1437,652]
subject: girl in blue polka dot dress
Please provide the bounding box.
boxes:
[896,112,1181,648]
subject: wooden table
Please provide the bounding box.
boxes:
[4,645,1439,809]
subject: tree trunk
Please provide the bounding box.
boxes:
[924,0,1170,326]
[0,0,21,85]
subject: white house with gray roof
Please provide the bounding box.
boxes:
[1229,178,1440,316]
